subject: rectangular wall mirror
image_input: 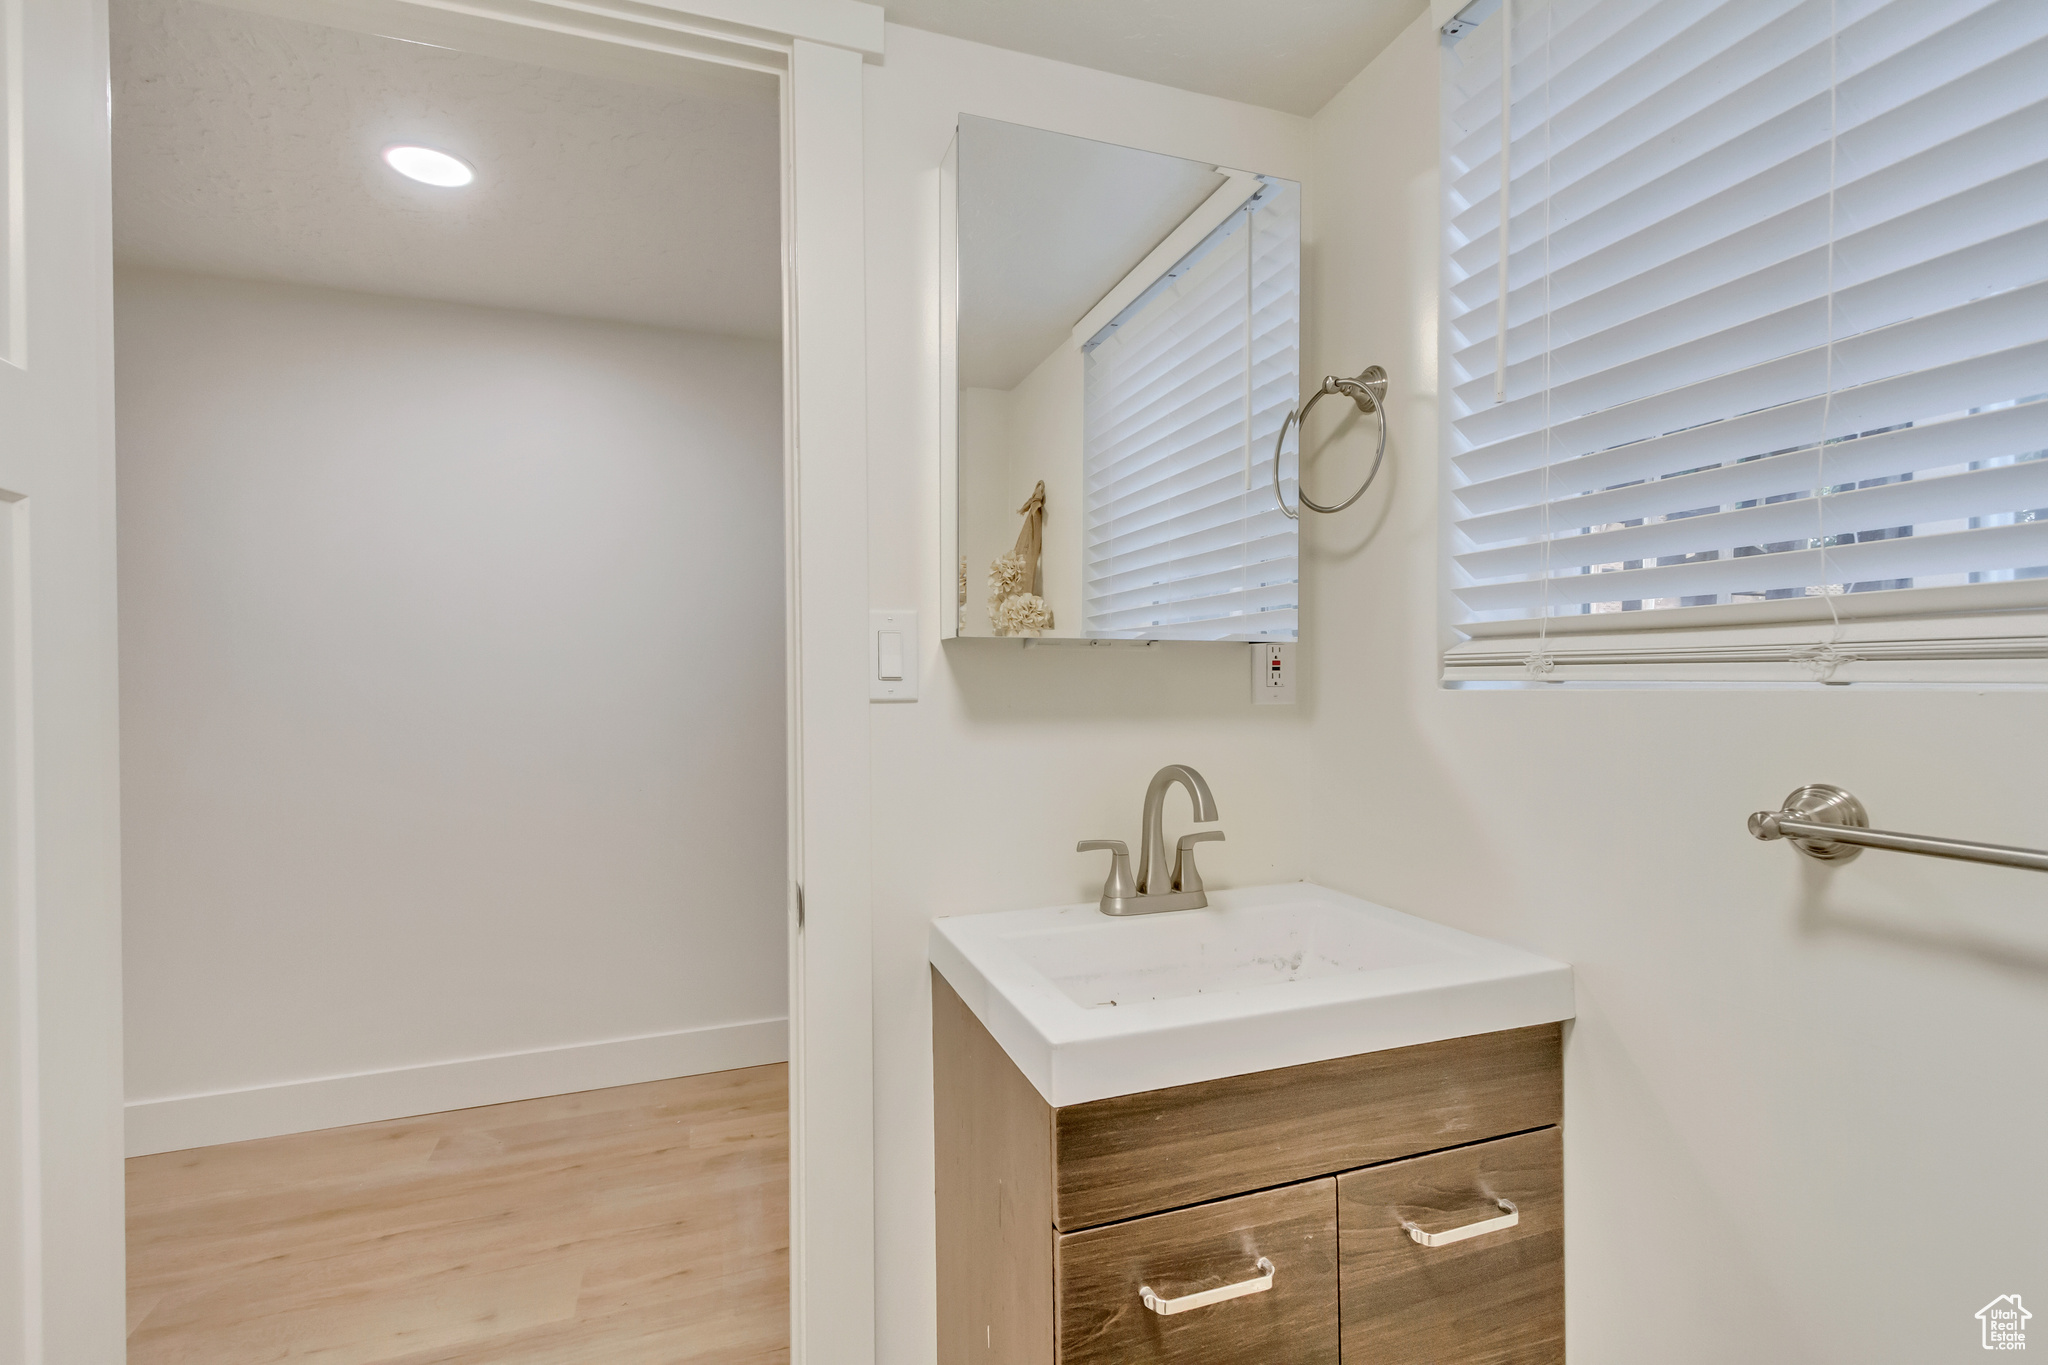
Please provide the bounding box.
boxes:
[941,115,1302,643]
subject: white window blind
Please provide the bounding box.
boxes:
[1440,0,2048,680]
[1082,180,1301,641]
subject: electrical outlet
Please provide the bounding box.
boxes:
[1252,642,1295,704]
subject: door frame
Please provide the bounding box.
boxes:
[84,0,881,1359]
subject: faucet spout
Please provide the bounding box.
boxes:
[1136,764,1218,895]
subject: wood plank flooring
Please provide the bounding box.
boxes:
[127,1065,789,1365]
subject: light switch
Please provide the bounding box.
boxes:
[870,610,918,702]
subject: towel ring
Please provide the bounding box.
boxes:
[1273,365,1389,519]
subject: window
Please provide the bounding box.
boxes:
[1439,0,2048,682]
[1082,179,1301,641]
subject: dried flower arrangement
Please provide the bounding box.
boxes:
[987,552,1028,603]
[988,481,1053,636]
[992,592,1054,636]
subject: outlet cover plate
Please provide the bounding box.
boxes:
[1252,642,1295,704]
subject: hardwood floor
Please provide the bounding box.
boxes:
[126,1065,789,1365]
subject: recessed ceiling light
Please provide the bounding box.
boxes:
[382,145,474,188]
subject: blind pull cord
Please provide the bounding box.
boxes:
[1522,0,1555,679]
[1492,0,1514,406]
[1806,0,1848,679]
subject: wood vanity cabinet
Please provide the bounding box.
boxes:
[933,968,1565,1364]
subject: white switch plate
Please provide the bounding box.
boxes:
[871,610,918,702]
[1252,642,1295,704]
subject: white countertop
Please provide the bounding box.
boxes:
[929,881,1575,1107]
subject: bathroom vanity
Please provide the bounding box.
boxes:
[930,883,1573,1363]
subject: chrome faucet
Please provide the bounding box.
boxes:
[1077,764,1225,915]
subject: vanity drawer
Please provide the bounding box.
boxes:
[1055,1178,1337,1365]
[1052,1023,1561,1228]
[1337,1126,1563,1365]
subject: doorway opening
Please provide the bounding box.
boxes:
[110,0,792,1355]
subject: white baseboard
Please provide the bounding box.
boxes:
[124,1017,789,1157]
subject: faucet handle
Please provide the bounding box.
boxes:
[1172,830,1225,894]
[1077,840,1137,904]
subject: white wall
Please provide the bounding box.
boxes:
[956,384,1011,635]
[862,26,1312,1362]
[1303,15,2048,1364]
[116,267,788,1153]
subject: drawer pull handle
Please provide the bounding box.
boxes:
[1403,1198,1518,1248]
[1139,1256,1275,1315]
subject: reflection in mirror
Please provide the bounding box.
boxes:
[945,115,1301,643]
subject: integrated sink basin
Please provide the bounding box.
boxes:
[929,881,1574,1107]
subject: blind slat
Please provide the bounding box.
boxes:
[1452,280,2048,479]
[1090,580,1301,632]
[1453,340,2048,514]
[1092,536,1296,598]
[1456,454,2048,579]
[1092,607,1301,642]
[1453,518,2048,613]
[1091,557,1303,617]
[1454,156,2048,383]
[1459,398,2048,544]
[1454,225,2048,418]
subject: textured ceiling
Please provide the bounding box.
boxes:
[112,0,782,338]
[958,117,1224,392]
[883,0,1429,118]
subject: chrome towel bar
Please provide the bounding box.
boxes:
[1748,784,2048,873]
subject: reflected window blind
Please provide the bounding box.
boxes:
[1082,181,1301,641]
[1441,0,2048,648]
